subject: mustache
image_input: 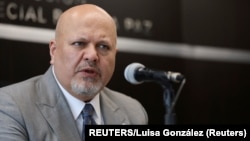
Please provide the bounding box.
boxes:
[76,61,101,74]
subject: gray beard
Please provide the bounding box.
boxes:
[71,78,102,96]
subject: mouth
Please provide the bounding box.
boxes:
[78,67,99,78]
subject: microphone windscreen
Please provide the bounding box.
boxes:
[124,62,145,84]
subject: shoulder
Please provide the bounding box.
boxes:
[0,75,45,109]
[0,75,42,96]
[0,67,53,95]
[0,76,41,93]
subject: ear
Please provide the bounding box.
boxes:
[115,46,118,53]
[49,39,56,64]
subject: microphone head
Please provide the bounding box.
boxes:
[124,62,145,84]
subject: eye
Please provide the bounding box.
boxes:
[72,41,86,47]
[97,44,110,51]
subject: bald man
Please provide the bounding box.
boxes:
[0,4,148,141]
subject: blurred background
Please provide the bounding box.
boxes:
[1,0,250,124]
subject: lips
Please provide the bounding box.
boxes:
[78,67,99,77]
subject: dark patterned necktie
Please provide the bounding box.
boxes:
[82,103,96,141]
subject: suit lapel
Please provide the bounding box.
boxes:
[100,90,131,125]
[37,97,81,141]
[36,67,81,141]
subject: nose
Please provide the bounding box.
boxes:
[83,45,98,62]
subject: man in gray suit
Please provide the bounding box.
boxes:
[0,4,148,141]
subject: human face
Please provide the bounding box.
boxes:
[50,9,117,99]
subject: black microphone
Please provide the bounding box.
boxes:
[124,62,184,85]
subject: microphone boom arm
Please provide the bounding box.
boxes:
[135,68,172,86]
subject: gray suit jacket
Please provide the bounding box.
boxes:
[0,66,148,141]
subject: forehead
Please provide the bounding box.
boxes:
[55,5,117,45]
[58,9,115,33]
[60,5,115,26]
[63,15,115,39]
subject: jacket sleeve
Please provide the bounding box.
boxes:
[0,91,28,141]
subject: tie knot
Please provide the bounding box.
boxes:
[82,104,95,117]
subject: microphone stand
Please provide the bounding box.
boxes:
[133,68,186,125]
[161,82,176,125]
[160,78,186,125]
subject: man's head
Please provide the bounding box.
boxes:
[49,4,117,101]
